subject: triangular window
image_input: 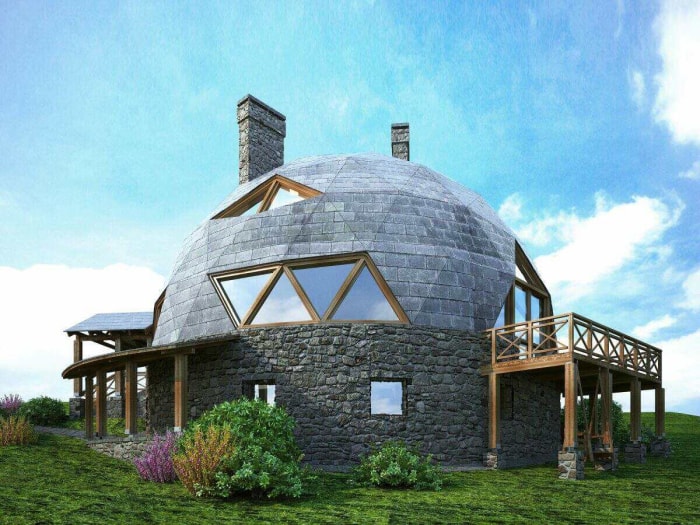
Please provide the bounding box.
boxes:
[213,175,321,219]
[211,254,408,328]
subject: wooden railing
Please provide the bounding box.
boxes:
[487,313,662,381]
[93,370,148,397]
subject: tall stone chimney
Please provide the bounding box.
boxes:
[237,94,286,185]
[391,123,410,161]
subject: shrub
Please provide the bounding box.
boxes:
[179,398,313,499]
[17,396,68,426]
[0,394,23,416]
[134,431,178,483]
[173,425,234,495]
[354,441,442,491]
[0,415,38,446]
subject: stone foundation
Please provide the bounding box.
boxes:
[558,448,584,480]
[69,397,84,420]
[593,447,618,471]
[648,437,671,458]
[86,435,153,461]
[624,442,647,463]
[483,449,504,469]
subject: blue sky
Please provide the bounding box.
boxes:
[1,1,698,415]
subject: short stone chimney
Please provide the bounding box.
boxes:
[237,94,286,185]
[391,123,410,161]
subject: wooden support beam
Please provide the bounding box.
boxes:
[96,371,107,438]
[600,369,613,449]
[655,387,665,437]
[563,362,577,449]
[124,361,138,435]
[113,337,124,400]
[488,372,501,450]
[73,336,83,396]
[84,375,94,439]
[630,378,642,442]
[174,353,188,431]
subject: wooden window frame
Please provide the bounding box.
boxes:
[210,253,409,328]
[502,243,553,325]
[213,175,322,219]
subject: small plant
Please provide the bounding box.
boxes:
[133,431,178,483]
[0,394,23,416]
[0,415,38,446]
[354,441,442,491]
[17,396,68,426]
[173,425,234,495]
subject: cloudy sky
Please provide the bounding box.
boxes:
[1,1,698,415]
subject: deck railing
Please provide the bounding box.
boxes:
[92,370,148,397]
[487,313,661,381]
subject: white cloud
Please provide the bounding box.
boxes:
[0,264,165,401]
[679,266,700,311]
[654,329,700,414]
[628,69,646,109]
[631,314,677,340]
[679,160,700,180]
[653,1,700,145]
[498,193,524,223]
[532,194,682,300]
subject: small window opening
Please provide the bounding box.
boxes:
[371,380,405,415]
[243,380,276,406]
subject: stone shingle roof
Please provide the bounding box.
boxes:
[65,312,153,333]
[154,153,516,345]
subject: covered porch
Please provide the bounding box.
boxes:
[481,312,667,479]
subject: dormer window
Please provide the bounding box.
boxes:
[213,175,322,219]
[210,254,409,328]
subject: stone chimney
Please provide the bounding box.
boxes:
[391,123,410,161]
[237,94,286,185]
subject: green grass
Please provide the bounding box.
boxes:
[1,413,698,524]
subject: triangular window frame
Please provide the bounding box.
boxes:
[210,253,409,328]
[213,175,322,219]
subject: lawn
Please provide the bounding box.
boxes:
[1,412,698,524]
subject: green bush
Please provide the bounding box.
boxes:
[179,399,314,499]
[564,399,628,445]
[354,441,442,491]
[17,396,68,426]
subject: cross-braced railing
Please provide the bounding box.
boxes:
[488,313,662,381]
[93,370,148,397]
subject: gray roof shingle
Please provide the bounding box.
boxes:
[65,312,153,333]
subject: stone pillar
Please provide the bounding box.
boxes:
[69,397,85,420]
[391,123,410,161]
[624,441,647,463]
[237,94,286,185]
[558,448,584,480]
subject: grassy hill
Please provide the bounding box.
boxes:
[1,412,698,524]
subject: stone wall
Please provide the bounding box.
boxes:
[148,324,560,470]
[87,435,152,461]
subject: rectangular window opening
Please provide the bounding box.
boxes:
[243,380,276,406]
[371,380,406,415]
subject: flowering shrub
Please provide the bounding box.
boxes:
[354,441,442,491]
[17,396,67,426]
[133,431,178,483]
[173,425,234,495]
[0,394,23,416]
[0,415,38,446]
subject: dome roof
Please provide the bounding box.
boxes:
[153,153,516,345]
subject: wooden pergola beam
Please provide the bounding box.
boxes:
[488,372,500,450]
[124,360,138,435]
[96,371,107,437]
[655,386,665,437]
[563,362,577,449]
[600,369,613,449]
[630,378,642,442]
[73,336,83,396]
[84,375,94,439]
[174,353,188,431]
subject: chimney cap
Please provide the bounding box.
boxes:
[237,94,286,122]
[391,122,409,129]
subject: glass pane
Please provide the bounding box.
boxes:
[495,303,505,328]
[241,200,262,216]
[371,381,403,415]
[292,263,355,317]
[332,266,398,321]
[221,271,273,322]
[268,187,303,210]
[254,384,275,406]
[515,285,527,323]
[251,272,312,324]
[515,265,526,281]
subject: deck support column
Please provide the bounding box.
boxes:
[124,360,138,435]
[649,387,671,457]
[559,362,584,479]
[484,372,503,469]
[600,370,613,449]
[73,336,83,396]
[96,371,108,438]
[84,375,94,439]
[174,353,188,432]
[624,378,646,463]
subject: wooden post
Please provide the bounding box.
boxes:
[630,378,641,442]
[174,354,188,431]
[124,360,138,435]
[488,372,500,450]
[655,387,665,437]
[73,336,83,396]
[114,337,124,400]
[563,362,577,449]
[84,375,94,439]
[96,370,107,437]
[600,369,613,449]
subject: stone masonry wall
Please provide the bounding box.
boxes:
[237,94,286,184]
[87,436,152,461]
[148,324,560,469]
